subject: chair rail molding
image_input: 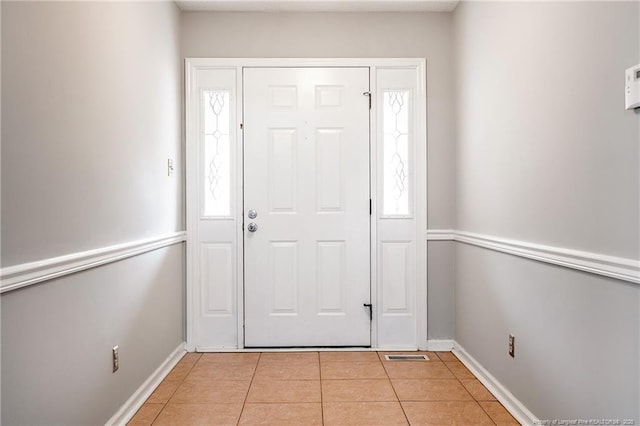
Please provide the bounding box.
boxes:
[426,229,639,285]
[425,229,455,241]
[0,232,187,294]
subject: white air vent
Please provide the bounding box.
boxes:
[384,354,429,361]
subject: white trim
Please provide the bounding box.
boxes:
[426,339,454,351]
[426,229,640,285]
[426,229,455,241]
[453,342,538,426]
[235,65,245,350]
[186,57,426,69]
[185,59,196,352]
[105,343,186,426]
[415,59,429,350]
[455,230,639,285]
[0,232,187,294]
[176,0,459,13]
[186,58,428,351]
[194,346,418,352]
[369,65,380,349]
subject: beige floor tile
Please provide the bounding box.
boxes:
[239,403,322,425]
[146,379,181,404]
[435,352,459,362]
[383,362,455,379]
[153,403,242,425]
[164,362,196,382]
[247,379,321,403]
[378,352,440,362]
[322,379,397,402]
[254,361,320,380]
[259,352,319,364]
[401,401,494,425]
[141,351,505,426]
[180,352,203,365]
[392,379,473,401]
[197,352,260,365]
[445,361,475,379]
[323,402,408,425]
[479,401,520,425]
[320,351,381,363]
[460,379,496,401]
[189,361,257,380]
[127,403,163,425]
[322,361,387,379]
[170,377,250,404]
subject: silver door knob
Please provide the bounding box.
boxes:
[248,209,258,219]
[247,222,258,232]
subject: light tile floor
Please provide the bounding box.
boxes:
[128,351,520,425]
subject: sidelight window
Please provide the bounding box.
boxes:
[382,90,410,216]
[202,90,231,217]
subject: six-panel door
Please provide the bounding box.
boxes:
[243,67,371,347]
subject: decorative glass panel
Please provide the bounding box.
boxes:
[203,90,231,217]
[383,90,410,215]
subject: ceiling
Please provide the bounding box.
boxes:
[176,0,460,13]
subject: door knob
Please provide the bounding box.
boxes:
[247,222,258,233]
[248,209,258,219]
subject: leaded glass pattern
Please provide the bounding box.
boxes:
[203,90,231,217]
[383,90,410,216]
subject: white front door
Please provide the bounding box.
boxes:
[243,67,371,347]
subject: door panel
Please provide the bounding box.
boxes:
[243,67,371,347]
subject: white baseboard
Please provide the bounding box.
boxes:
[106,342,186,426]
[453,342,538,426]
[426,339,455,351]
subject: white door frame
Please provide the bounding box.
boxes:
[185,58,427,351]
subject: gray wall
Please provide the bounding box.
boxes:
[181,11,457,340]
[456,244,639,421]
[1,2,184,424]
[427,240,455,339]
[1,246,184,425]
[2,1,183,266]
[453,1,640,421]
[454,1,639,258]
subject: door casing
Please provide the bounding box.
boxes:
[185,58,427,351]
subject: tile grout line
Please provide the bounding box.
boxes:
[379,351,411,425]
[318,352,325,426]
[150,352,202,425]
[441,354,499,426]
[236,352,261,425]
[476,401,500,426]
[447,357,517,425]
[439,351,477,403]
[141,351,508,425]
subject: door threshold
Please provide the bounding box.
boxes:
[195,347,420,353]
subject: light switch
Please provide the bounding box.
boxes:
[625,64,640,110]
[167,158,174,176]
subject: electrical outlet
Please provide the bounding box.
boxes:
[508,334,515,358]
[112,345,119,372]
